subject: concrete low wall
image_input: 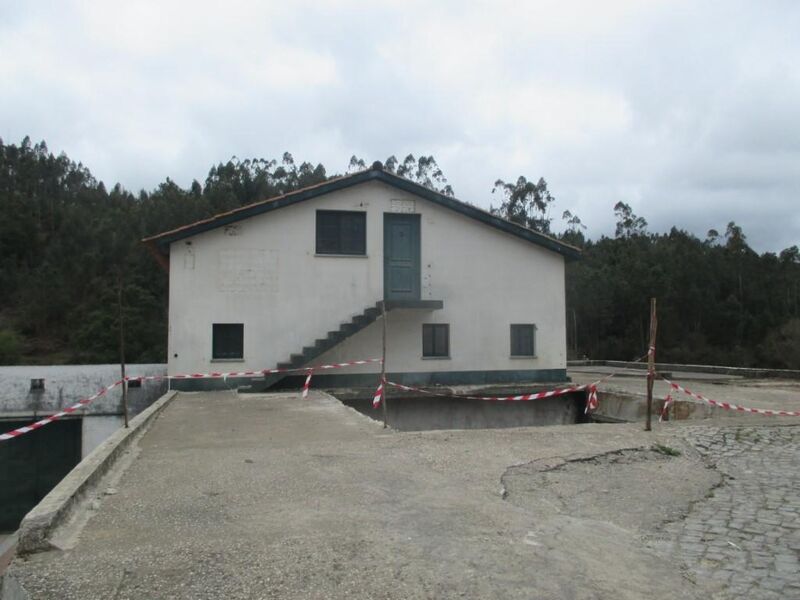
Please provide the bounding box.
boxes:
[592,391,667,423]
[15,390,177,556]
[592,390,741,423]
[567,360,800,380]
[177,369,570,393]
[1,364,168,458]
[0,364,167,417]
[0,533,16,575]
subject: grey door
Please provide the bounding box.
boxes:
[384,214,421,301]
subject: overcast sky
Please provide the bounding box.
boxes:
[1,1,798,252]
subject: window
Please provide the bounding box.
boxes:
[510,324,536,357]
[316,210,366,255]
[212,323,244,360]
[423,324,450,358]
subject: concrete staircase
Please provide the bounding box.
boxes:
[243,302,384,392]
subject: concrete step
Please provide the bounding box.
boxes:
[268,301,382,390]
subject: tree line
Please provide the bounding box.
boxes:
[490,176,799,369]
[0,137,797,369]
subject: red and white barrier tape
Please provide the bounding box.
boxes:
[302,369,314,399]
[586,384,599,412]
[370,352,649,412]
[662,378,800,417]
[0,358,383,442]
[0,381,123,441]
[164,358,383,381]
[579,351,650,414]
[372,379,385,408]
[381,380,589,402]
[659,393,673,423]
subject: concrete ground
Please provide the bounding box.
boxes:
[6,389,800,599]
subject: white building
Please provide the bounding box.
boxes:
[143,163,580,390]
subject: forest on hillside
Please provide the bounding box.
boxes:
[1,138,798,369]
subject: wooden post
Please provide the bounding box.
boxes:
[118,272,129,429]
[380,301,389,428]
[645,297,657,431]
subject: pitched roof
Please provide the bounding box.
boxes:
[142,164,581,260]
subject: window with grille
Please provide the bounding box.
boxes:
[316,210,366,255]
[510,324,536,357]
[422,324,450,358]
[212,323,244,359]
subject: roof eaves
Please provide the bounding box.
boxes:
[141,167,581,261]
[141,170,378,252]
[376,172,581,260]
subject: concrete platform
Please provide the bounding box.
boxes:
[569,368,800,418]
[568,365,743,381]
[5,390,715,600]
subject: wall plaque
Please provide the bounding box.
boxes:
[390,199,416,213]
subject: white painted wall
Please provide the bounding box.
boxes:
[168,180,567,377]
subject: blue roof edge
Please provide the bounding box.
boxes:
[143,168,581,261]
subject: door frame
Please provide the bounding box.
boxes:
[383,213,421,301]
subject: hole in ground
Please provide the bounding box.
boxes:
[340,392,591,431]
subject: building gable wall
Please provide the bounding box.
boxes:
[168,180,566,378]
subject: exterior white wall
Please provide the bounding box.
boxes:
[168,181,567,378]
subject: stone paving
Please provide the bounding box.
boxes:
[662,425,800,599]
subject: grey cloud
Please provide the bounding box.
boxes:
[1,1,798,252]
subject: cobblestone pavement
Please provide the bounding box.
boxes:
[663,425,800,599]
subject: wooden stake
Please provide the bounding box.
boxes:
[118,272,129,429]
[380,301,389,428]
[645,297,657,431]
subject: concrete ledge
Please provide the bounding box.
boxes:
[592,390,666,423]
[568,360,800,380]
[0,533,17,575]
[15,390,178,555]
[591,390,757,423]
[379,299,444,310]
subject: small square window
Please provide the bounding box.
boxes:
[316,210,366,255]
[510,324,536,357]
[213,323,244,359]
[423,324,449,358]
